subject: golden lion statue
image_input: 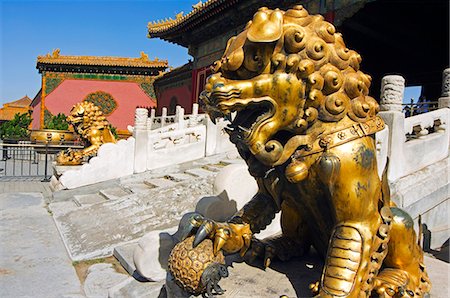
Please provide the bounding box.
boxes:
[56,101,116,165]
[190,5,431,297]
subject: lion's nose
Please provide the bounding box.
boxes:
[213,82,225,89]
[206,73,225,85]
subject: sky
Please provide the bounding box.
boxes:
[0,0,421,106]
[0,0,195,105]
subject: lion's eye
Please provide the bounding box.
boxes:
[253,55,259,61]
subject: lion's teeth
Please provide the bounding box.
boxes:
[231,111,237,122]
[238,125,250,133]
[224,126,234,133]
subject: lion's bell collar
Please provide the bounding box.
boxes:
[294,116,385,159]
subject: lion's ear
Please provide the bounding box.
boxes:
[248,9,283,43]
[221,31,247,72]
[223,36,237,57]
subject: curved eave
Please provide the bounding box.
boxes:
[147,0,238,46]
[36,63,167,76]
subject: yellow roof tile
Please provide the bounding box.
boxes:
[37,49,168,68]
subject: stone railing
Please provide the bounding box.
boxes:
[52,103,235,189]
[133,103,235,173]
[379,70,450,182]
[143,105,206,131]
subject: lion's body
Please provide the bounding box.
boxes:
[201,5,431,297]
[56,101,116,165]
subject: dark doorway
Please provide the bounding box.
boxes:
[169,96,178,115]
[338,0,449,101]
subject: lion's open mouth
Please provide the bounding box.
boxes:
[221,99,274,141]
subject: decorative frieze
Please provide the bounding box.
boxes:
[134,108,149,130]
[380,75,405,112]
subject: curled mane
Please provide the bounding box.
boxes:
[71,101,109,134]
[273,5,379,123]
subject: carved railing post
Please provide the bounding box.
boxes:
[134,108,148,131]
[161,107,167,128]
[175,106,185,129]
[147,108,156,130]
[134,108,149,173]
[438,68,450,108]
[189,103,199,127]
[380,75,405,112]
[378,75,406,182]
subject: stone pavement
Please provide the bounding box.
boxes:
[48,152,241,261]
[0,180,52,197]
[0,192,83,298]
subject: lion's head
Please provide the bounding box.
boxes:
[67,101,108,137]
[201,5,380,166]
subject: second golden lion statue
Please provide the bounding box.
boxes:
[56,101,116,165]
[171,5,432,298]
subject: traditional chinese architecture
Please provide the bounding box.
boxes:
[148,0,448,113]
[0,96,32,125]
[32,49,168,135]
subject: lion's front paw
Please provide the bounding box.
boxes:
[246,235,305,268]
[246,237,277,268]
[373,269,419,298]
[56,149,84,165]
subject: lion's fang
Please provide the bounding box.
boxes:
[238,125,250,133]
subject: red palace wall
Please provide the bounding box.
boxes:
[157,83,192,115]
[31,102,41,129]
[32,79,155,130]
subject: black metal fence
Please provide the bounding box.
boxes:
[402,100,439,117]
[0,142,83,181]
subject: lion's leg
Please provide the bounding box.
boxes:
[317,141,390,297]
[373,207,431,297]
[247,199,311,267]
[318,217,391,298]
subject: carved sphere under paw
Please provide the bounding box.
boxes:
[168,236,225,296]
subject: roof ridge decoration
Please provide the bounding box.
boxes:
[148,0,227,36]
[37,49,168,68]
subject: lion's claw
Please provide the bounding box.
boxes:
[179,215,252,256]
[194,219,217,247]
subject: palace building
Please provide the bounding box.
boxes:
[0,95,32,125]
[32,49,168,135]
[148,0,448,113]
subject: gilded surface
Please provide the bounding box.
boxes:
[56,101,116,165]
[168,236,225,296]
[192,5,431,297]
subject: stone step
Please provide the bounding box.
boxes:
[124,182,156,194]
[163,173,195,182]
[113,242,139,277]
[143,177,177,188]
[108,277,165,298]
[200,164,224,172]
[51,175,216,261]
[390,156,450,249]
[99,187,133,201]
[73,194,107,207]
[184,167,216,178]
